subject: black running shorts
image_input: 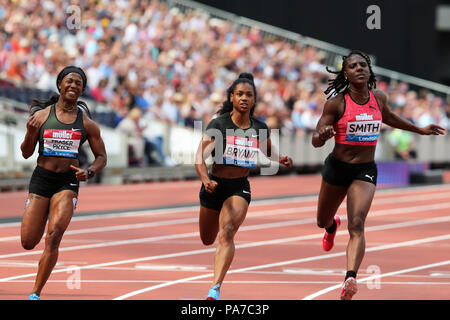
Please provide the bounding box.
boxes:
[322,153,378,187]
[199,175,251,211]
[29,166,79,198]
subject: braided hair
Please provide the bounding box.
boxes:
[324,50,377,99]
[217,72,257,117]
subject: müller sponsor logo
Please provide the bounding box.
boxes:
[227,136,258,148]
[355,113,373,121]
[235,138,255,147]
[44,129,82,139]
[52,130,73,139]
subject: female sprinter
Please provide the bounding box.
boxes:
[195,73,292,300]
[312,51,445,300]
[20,66,107,300]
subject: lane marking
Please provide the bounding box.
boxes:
[302,259,450,300]
[5,279,450,285]
[134,264,208,271]
[1,207,450,260]
[2,183,450,228]
[1,188,450,243]
[2,217,449,284]
[113,234,450,300]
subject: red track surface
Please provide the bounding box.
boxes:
[0,174,449,300]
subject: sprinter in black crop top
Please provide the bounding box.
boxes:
[194,73,292,300]
[20,66,107,300]
[37,103,87,158]
[205,111,270,168]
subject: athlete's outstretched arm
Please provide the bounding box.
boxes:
[376,90,446,135]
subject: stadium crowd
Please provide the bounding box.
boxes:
[0,0,449,165]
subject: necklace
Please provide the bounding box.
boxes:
[349,88,369,103]
[57,103,77,113]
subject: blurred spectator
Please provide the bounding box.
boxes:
[291,100,307,135]
[161,94,181,125]
[117,107,159,167]
[142,100,177,167]
[184,106,198,128]
[0,0,447,147]
[444,103,450,131]
[388,129,417,161]
[91,78,110,103]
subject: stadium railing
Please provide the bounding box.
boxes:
[168,0,450,99]
[1,0,450,189]
[2,94,450,190]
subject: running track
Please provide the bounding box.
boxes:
[0,174,449,300]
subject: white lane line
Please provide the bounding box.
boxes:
[1,188,450,244]
[2,216,450,284]
[1,186,449,240]
[113,234,450,300]
[0,217,199,242]
[6,279,450,285]
[430,271,450,277]
[0,217,315,259]
[0,193,318,228]
[0,205,319,242]
[1,202,450,260]
[2,183,450,229]
[302,259,450,300]
[134,264,208,271]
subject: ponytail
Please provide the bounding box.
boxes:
[29,93,92,119]
[29,93,59,115]
[76,100,92,119]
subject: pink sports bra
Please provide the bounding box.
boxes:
[333,91,382,146]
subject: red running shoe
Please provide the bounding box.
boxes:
[340,277,358,300]
[322,215,341,251]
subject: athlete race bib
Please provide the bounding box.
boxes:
[223,136,259,168]
[346,113,382,143]
[43,129,82,158]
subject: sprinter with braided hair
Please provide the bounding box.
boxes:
[312,51,445,300]
[324,50,376,99]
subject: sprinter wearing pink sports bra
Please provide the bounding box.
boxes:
[311,51,445,300]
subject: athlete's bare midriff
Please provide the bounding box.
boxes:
[209,163,250,179]
[332,143,376,163]
[36,155,80,173]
